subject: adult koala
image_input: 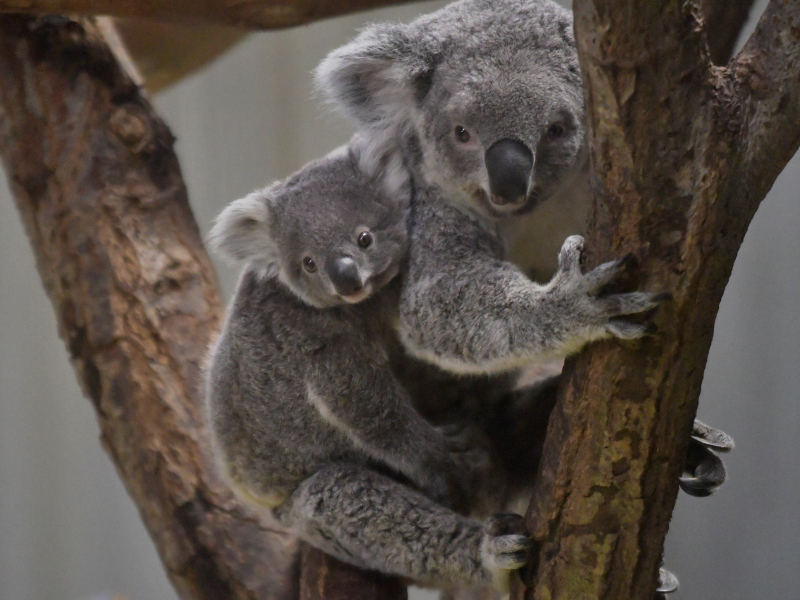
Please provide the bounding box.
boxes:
[317,0,588,281]
[317,0,731,508]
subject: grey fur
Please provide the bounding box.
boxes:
[206,145,532,590]
[316,0,586,226]
[317,0,662,375]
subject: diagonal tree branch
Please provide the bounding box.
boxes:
[0,0,425,29]
[0,14,402,600]
[516,1,800,599]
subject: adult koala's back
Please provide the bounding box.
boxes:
[316,0,591,280]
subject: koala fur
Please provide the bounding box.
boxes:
[318,0,663,380]
[316,0,591,281]
[317,0,731,551]
[206,144,532,590]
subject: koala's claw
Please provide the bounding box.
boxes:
[679,442,726,497]
[557,235,585,272]
[555,237,670,343]
[482,514,532,575]
[605,319,651,340]
[583,253,635,293]
[483,533,533,570]
[679,420,733,498]
[484,513,526,536]
[657,567,679,594]
[600,291,668,317]
[691,419,734,452]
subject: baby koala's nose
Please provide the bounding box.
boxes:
[327,257,363,296]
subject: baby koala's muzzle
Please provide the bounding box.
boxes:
[327,257,363,296]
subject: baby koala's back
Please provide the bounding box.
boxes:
[208,270,375,506]
[205,142,411,508]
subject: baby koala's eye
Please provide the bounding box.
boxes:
[302,256,317,273]
[454,125,472,144]
[546,122,566,141]
[357,231,373,248]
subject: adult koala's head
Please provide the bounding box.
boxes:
[316,0,584,218]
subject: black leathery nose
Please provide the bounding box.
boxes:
[326,257,363,296]
[485,138,533,205]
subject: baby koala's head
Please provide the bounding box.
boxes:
[210,143,410,308]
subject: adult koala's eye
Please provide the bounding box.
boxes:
[357,231,373,248]
[302,257,317,273]
[546,123,566,141]
[454,125,472,144]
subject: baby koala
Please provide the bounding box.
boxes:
[206,143,532,591]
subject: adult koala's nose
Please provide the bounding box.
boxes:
[485,138,534,206]
[326,257,363,296]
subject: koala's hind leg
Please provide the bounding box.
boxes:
[273,462,532,591]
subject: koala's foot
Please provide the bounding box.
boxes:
[480,513,534,593]
[275,462,530,590]
[554,236,670,341]
[679,419,734,498]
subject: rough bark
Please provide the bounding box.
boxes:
[299,546,408,600]
[0,0,423,29]
[0,14,401,600]
[517,2,800,600]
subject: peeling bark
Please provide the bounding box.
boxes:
[517,1,800,599]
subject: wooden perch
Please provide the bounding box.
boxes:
[0,0,423,29]
[0,14,403,600]
[518,1,800,599]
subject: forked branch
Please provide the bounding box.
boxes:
[518,1,800,599]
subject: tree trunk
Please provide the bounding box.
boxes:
[0,14,400,600]
[517,1,800,599]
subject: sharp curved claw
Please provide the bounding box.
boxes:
[692,419,735,452]
[657,567,679,594]
[679,442,727,497]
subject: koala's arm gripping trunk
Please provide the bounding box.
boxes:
[399,193,661,375]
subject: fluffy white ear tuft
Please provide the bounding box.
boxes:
[208,189,278,265]
[314,23,432,132]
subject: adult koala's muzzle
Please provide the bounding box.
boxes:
[327,257,363,296]
[485,138,534,206]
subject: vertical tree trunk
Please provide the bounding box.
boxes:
[518,1,800,599]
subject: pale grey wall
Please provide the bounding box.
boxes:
[0,1,797,599]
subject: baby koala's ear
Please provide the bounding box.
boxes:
[208,188,278,265]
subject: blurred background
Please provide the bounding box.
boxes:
[0,0,797,599]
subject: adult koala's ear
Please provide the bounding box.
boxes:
[208,188,279,267]
[315,23,438,131]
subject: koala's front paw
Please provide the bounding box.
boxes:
[480,513,533,592]
[555,235,670,342]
